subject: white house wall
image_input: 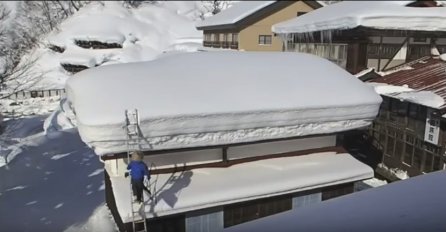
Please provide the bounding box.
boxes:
[227,136,336,160]
[105,135,337,177]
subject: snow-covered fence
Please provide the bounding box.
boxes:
[1,89,66,100]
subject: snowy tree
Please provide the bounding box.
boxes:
[123,0,157,8]
[201,1,232,15]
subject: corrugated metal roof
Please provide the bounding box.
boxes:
[368,56,446,109]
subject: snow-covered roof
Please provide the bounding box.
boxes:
[110,151,373,222]
[226,170,446,232]
[367,57,446,109]
[66,51,382,155]
[196,1,324,29]
[272,1,446,34]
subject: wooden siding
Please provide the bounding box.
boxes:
[368,96,445,177]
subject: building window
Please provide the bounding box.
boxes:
[224,195,292,228]
[232,33,238,43]
[292,192,321,208]
[386,136,395,157]
[290,43,348,68]
[297,11,307,16]
[215,33,219,42]
[186,208,223,232]
[148,214,186,232]
[423,152,433,173]
[413,37,427,42]
[404,143,414,166]
[322,183,354,201]
[227,33,232,42]
[258,35,272,45]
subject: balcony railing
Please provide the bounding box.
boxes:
[203,41,238,50]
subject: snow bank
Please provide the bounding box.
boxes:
[10,1,204,91]
[368,83,445,109]
[66,51,382,155]
[111,152,373,222]
[272,1,446,34]
[43,98,77,134]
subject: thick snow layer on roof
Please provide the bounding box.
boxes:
[272,1,446,34]
[8,1,204,91]
[368,83,445,108]
[227,170,446,232]
[111,152,373,222]
[66,51,382,155]
[196,1,275,28]
[59,53,99,68]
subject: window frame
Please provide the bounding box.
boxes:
[258,35,272,45]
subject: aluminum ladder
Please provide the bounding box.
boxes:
[125,109,148,232]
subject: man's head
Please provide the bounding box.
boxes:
[131,151,144,161]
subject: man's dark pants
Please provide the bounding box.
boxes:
[131,178,144,202]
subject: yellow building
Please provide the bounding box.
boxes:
[196,1,324,51]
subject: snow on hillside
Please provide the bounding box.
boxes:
[10,1,206,92]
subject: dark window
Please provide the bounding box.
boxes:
[413,37,427,42]
[395,140,404,160]
[423,153,433,172]
[407,45,431,61]
[396,101,408,116]
[297,11,307,16]
[232,33,238,42]
[258,35,272,45]
[433,156,442,171]
[224,195,291,228]
[404,143,413,165]
[148,214,185,232]
[413,147,423,169]
[31,91,38,98]
[322,183,354,201]
[367,44,401,59]
[386,136,395,157]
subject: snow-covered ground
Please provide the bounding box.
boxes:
[0,117,116,231]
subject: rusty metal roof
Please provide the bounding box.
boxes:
[368,56,446,109]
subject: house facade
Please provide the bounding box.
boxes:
[65,51,381,232]
[272,1,446,74]
[196,1,323,51]
[103,136,373,232]
[364,56,446,180]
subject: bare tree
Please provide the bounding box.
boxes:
[0,1,90,98]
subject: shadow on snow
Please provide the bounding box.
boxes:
[0,128,106,232]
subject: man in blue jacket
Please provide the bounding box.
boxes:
[127,151,150,204]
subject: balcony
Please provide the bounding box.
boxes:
[203,41,238,50]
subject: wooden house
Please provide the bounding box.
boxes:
[272,0,446,74]
[364,56,446,180]
[196,1,324,51]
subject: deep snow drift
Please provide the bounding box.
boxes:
[66,51,382,155]
[6,1,205,92]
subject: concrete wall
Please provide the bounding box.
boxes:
[239,1,315,51]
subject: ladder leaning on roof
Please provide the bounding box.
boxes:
[125,109,148,232]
